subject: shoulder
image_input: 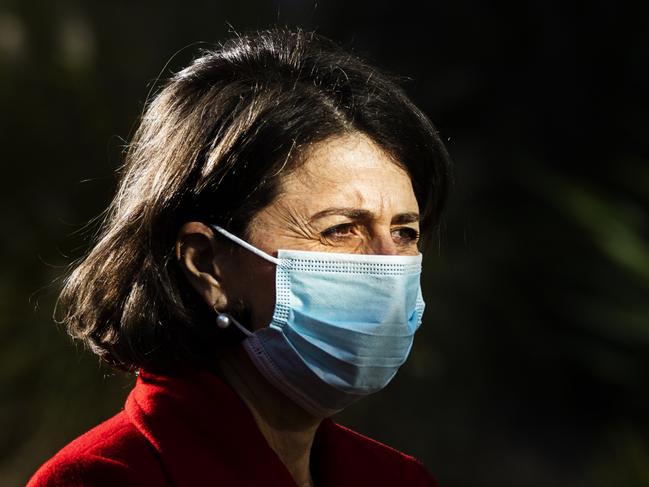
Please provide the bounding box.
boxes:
[321,420,438,486]
[27,410,168,487]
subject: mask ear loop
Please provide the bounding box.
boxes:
[211,225,281,265]
[210,224,278,337]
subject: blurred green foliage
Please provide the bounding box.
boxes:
[1,1,647,486]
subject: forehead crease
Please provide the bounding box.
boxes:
[350,189,367,206]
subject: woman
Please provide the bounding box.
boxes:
[28,28,451,487]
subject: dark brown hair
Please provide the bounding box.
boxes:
[56,28,452,372]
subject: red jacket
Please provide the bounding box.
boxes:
[28,368,437,486]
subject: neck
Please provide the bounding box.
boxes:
[218,345,322,487]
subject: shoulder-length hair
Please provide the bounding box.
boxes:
[56,28,452,372]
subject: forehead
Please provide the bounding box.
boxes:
[279,133,419,213]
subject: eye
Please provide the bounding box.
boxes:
[321,223,356,241]
[391,227,420,244]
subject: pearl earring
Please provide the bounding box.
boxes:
[216,313,231,329]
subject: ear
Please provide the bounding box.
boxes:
[176,221,231,312]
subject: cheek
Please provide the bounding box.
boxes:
[238,256,277,331]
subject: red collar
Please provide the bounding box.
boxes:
[126,370,437,487]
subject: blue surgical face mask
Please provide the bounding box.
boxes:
[211,225,426,417]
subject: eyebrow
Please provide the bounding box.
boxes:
[308,207,420,225]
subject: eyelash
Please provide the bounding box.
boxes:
[320,224,419,244]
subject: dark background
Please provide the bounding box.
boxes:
[1,1,648,486]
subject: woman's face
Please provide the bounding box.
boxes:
[225,132,421,331]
